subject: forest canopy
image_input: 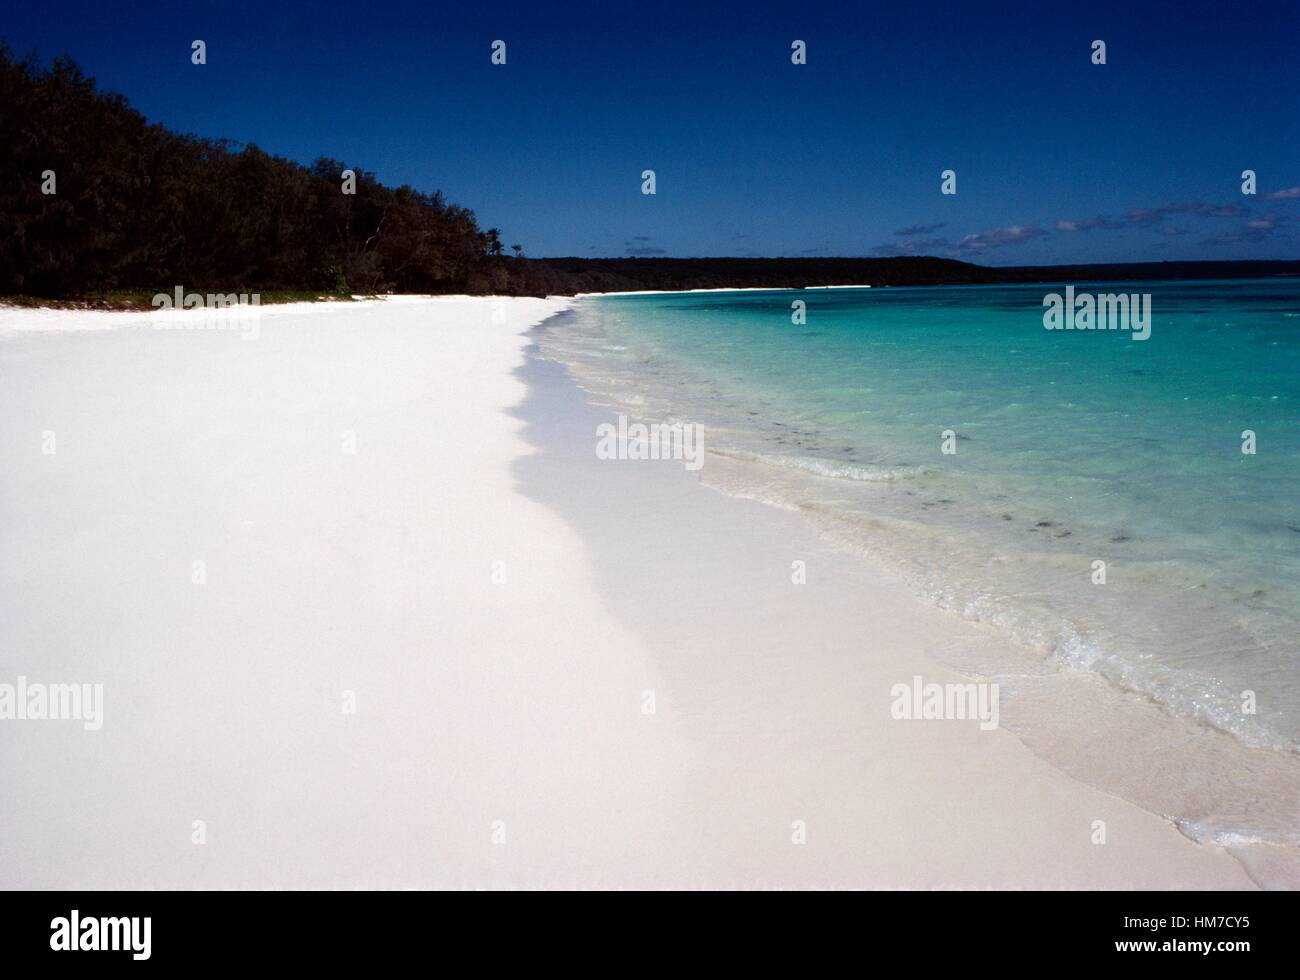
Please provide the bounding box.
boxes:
[0,44,535,298]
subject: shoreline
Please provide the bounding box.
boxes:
[536,288,1300,887]
[0,296,1267,887]
[518,308,1261,888]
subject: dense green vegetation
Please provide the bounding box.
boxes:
[0,44,539,298]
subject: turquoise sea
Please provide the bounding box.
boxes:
[539,279,1300,874]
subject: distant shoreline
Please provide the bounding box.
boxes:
[575,285,873,297]
[7,261,1299,311]
[538,256,1300,295]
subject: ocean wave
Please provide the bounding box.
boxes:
[938,588,1298,754]
[714,448,933,482]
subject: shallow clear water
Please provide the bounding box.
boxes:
[539,280,1300,870]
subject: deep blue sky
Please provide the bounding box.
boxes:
[7,0,1299,263]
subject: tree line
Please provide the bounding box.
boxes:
[0,44,544,298]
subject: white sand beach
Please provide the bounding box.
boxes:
[0,296,1257,888]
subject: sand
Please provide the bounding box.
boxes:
[0,295,1256,888]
